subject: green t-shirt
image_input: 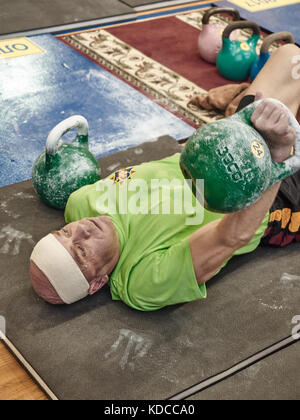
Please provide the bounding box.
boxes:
[65,154,269,311]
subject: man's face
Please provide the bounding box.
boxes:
[53,217,119,294]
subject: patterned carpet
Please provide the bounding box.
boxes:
[62,29,218,127]
[60,7,280,128]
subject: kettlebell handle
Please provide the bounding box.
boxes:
[261,32,295,54]
[223,20,260,40]
[202,7,240,24]
[46,115,89,155]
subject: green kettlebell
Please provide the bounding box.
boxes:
[217,21,261,81]
[180,99,300,213]
[32,116,101,210]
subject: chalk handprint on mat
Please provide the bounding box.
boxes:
[0,192,35,219]
[0,226,34,256]
[105,329,153,371]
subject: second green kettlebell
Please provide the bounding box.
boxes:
[32,116,101,210]
[217,21,261,81]
[180,99,300,213]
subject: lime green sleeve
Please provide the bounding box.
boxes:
[114,239,206,312]
[64,184,101,224]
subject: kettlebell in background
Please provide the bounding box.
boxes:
[198,7,240,64]
[217,21,261,81]
[32,116,101,210]
[180,99,300,214]
[250,32,295,81]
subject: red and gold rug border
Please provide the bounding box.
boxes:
[61,28,220,127]
[59,36,200,129]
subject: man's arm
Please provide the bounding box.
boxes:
[189,182,281,285]
[189,97,296,285]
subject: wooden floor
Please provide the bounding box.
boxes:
[0,342,48,400]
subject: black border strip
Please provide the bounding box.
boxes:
[120,0,198,12]
[168,335,299,400]
[1,330,299,400]
[0,12,137,40]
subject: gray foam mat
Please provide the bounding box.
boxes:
[0,136,300,400]
[191,342,300,400]
[121,0,164,6]
[120,0,202,10]
[0,0,134,36]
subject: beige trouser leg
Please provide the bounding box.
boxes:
[245,44,300,116]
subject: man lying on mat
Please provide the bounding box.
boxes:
[30,44,300,310]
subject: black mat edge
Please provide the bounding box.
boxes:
[3,333,299,401]
[120,0,200,12]
[169,335,300,400]
[0,12,137,40]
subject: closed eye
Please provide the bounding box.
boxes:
[62,228,71,237]
[76,244,86,257]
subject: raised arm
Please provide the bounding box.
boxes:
[189,182,281,284]
[189,98,296,285]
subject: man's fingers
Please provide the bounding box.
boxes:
[275,111,290,129]
[251,101,277,124]
[263,103,279,120]
[251,102,267,123]
[255,92,264,101]
[249,99,296,157]
[269,108,283,125]
[274,109,293,133]
[251,103,275,128]
[252,101,291,129]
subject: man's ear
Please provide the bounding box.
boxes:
[88,275,109,296]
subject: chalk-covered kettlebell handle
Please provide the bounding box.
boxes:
[251,99,300,173]
[46,115,89,155]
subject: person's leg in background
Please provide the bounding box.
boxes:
[245,44,300,115]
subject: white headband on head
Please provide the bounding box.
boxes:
[31,234,90,304]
